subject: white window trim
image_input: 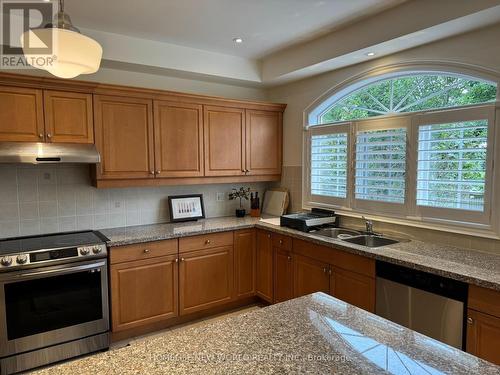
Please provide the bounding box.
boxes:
[302,104,499,237]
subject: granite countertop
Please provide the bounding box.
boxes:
[101,216,500,291]
[31,293,499,374]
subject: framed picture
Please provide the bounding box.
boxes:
[168,194,205,222]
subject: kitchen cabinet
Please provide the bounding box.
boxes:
[203,105,246,176]
[256,230,274,303]
[179,245,234,315]
[293,254,330,298]
[246,110,282,175]
[94,95,155,179]
[0,85,44,142]
[44,90,93,143]
[330,266,375,312]
[466,309,500,365]
[234,229,256,299]
[110,255,179,332]
[154,100,204,177]
[274,248,293,303]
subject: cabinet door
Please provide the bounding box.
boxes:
[44,90,93,143]
[234,229,256,299]
[0,86,44,142]
[274,248,293,303]
[293,254,329,298]
[204,106,245,176]
[94,95,155,179]
[330,267,375,312]
[154,101,204,177]
[467,309,500,365]
[110,255,178,332]
[245,110,282,175]
[256,230,273,303]
[179,246,234,315]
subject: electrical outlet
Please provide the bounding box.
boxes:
[114,201,121,209]
[216,192,225,202]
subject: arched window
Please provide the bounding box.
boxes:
[304,71,498,232]
[309,73,497,125]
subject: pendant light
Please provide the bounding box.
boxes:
[21,0,102,79]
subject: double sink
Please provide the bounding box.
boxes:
[311,227,401,248]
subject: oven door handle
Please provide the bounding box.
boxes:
[4,261,106,281]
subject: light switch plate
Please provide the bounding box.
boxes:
[216,192,225,202]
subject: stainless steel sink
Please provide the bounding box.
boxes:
[341,235,399,248]
[312,227,361,239]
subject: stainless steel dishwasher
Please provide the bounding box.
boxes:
[376,261,468,349]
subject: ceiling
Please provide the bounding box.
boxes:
[66,0,403,59]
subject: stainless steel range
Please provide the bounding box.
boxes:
[0,231,110,374]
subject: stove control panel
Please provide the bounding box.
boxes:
[0,244,107,269]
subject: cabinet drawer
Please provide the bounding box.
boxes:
[179,231,233,253]
[272,234,292,251]
[293,239,375,277]
[110,239,178,264]
[469,285,500,318]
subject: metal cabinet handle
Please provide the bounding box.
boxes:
[328,269,332,275]
[46,133,52,138]
[267,234,271,238]
[279,239,283,245]
[205,239,211,245]
[150,171,155,175]
[467,317,474,325]
[143,249,150,254]
[323,267,327,273]
[175,258,179,263]
[39,133,44,139]
[155,171,160,174]
[287,255,292,261]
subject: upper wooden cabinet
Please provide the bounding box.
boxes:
[154,101,204,177]
[0,86,44,142]
[94,95,155,180]
[204,106,246,176]
[44,90,94,143]
[246,110,282,175]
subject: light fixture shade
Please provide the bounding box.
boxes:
[21,28,102,79]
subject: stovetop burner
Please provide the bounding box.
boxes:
[0,231,108,256]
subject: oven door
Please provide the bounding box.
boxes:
[0,259,109,357]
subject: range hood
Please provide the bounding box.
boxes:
[0,142,100,164]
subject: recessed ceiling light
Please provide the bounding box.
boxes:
[233,37,243,44]
[366,52,376,56]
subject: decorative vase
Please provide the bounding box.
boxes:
[235,208,246,217]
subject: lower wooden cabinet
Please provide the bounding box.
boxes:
[293,254,329,298]
[274,247,293,303]
[179,246,234,315]
[234,229,256,299]
[110,255,178,332]
[466,309,500,365]
[330,266,375,312]
[256,230,274,302]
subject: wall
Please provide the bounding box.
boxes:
[267,23,500,253]
[0,164,268,238]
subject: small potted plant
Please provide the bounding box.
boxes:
[229,187,251,217]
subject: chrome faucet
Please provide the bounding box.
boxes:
[362,216,374,235]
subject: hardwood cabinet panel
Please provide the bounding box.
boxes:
[0,86,44,142]
[109,239,178,265]
[154,101,204,177]
[179,246,234,315]
[234,229,256,299]
[272,233,292,251]
[256,230,274,303]
[467,309,500,365]
[111,255,178,332]
[44,90,93,143]
[330,267,375,312]
[179,232,233,253]
[94,95,154,179]
[469,285,500,319]
[293,254,330,298]
[204,106,245,176]
[245,110,282,175]
[274,248,293,303]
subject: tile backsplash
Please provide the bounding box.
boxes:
[0,164,269,238]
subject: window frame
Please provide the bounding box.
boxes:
[412,106,495,226]
[303,104,497,232]
[305,122,351,209]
